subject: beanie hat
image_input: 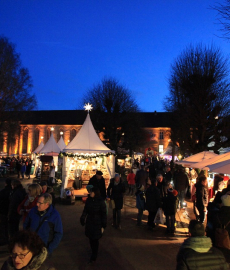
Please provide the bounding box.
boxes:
[96,170,103,176]
[114,173,120,178]
[221,194,230,207]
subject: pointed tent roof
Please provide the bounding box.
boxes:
[40,133,61,155]
[63,113,115,154]
[57,136,66,151]
[177,151,218,167]
[33,141,44,154]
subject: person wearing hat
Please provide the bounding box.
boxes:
[135,184,146,226]
[107,173,125,229]
[88,171,106,200]
[162,187,178,234]
[40,181,56,206]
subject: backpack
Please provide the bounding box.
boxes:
[215,219,230,249]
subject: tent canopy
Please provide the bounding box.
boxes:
[33,141,44,154]
[40,133,61,155]
[63,113,115,154]
[192,152,230,170]
[57,136,66,151]
[177,151,218,167]
[208,159,230,174]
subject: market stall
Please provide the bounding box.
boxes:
[61,112,115,197]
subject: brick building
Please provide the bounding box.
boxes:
[2,110,172,156]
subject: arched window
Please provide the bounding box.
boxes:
[33,128,40,151]
[70,129,77,141]
[46,128,51,142]
[22,128,28,153]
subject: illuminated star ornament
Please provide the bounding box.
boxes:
[84,103,93,112]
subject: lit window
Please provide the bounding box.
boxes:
[159,131,164,140]
[159,145,164,154]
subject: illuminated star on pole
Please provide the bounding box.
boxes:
[84,103,93,112]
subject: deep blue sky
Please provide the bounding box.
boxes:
[0,0,229,112]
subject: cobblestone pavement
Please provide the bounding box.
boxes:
[0,178,195,270]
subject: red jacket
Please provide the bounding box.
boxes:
[127,173,136,185]
[17,195,38,222]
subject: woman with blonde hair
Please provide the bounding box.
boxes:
[17,184,41,223]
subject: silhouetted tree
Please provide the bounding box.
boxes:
[84,78,143,154]
[0,36,37,151]
[213,0,230,39]
[164,44,230,155]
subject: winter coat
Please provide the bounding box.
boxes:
[176,236,229,270]
[80,196,107,240]
[145,184,162,212]
[135,169,148,187]
[195,182,208,208]
[88,175,107,200]
[163,191,178,216]
[17,195,39,222]
[21,165,26,173]
[175,171,189,191]
[107,179,126,210]
[0,184,12,216]
[127,173,136,185]
[24,205,63,254]
[1,247,56,270]
[8,185,26,222]
[136,190,145,210]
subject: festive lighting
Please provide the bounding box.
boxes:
[51,127,54,131]
[60,131,64,135]
[215,116,219,120]
[84,103,93,112]
[41,136,44,140]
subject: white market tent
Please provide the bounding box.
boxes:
[33,141,44,154]
[57,136,66,151]
[208,159,230,174]
[62,113,115,191]
[192,152,230,170]
[40,133,61,155]
[177,151,218,167]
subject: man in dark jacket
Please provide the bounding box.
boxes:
[176,220,228,270]
[24,193,63,254]
[8,179,26,239]
[88,171,106,200]
[145,179,162,229]
[135,165,148,189]
[0,178,12,245]
[174,168,189,209]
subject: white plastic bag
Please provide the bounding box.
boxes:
[154,208,164,224]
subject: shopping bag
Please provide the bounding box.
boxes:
[154,208,164,224]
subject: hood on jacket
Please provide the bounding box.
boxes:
[181,236,212,253]
[5,247,48,270]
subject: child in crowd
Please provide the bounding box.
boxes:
[135,184,146,226]
[163,187,178,234]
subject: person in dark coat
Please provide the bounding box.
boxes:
[20,163,26,179]
[16,160,21,179]
[88,171,106,200]
[80,187,107,263]
[135,165,148,189]
[176,220,228,270]
[1,230,56,270]
[195,176,208,223]
[174,168,189,209]
[26,160,32,179]
[135,184,146,226]
[145,179,162,229]
[8,179,26,239]
[107,174,126,229]
[163,187,178,234]
[0,178,12,245]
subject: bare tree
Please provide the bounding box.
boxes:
[84,78,143,154]
[0,36,37,151]
[164,44,230,155]
[213,0,230,39]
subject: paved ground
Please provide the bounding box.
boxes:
[0,176,195,270]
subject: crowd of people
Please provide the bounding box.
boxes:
[0,155,230,269]
[0,178,63,270]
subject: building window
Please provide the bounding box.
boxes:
[22,128,28,153]
[70,129,77,141]
[159,131,164,140]
[159,144,164,154]
[33,128,40,151]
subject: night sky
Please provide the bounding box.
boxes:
[0,0,229,112]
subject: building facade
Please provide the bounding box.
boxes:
[2,110,172,156]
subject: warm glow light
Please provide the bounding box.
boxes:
[41,136,44,140]
[51,127,54,131]
[60,131,63,135]
[215,116,219,120]
[84,103,93,112]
